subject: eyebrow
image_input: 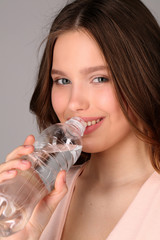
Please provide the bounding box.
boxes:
[51,65,108,76]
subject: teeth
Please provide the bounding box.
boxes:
[85,118,101,127]
[87,121,92,126]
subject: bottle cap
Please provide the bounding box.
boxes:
[66,117,86,136]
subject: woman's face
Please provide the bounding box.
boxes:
[51,30,133,153]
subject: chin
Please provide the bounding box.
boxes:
[82,146,102,154]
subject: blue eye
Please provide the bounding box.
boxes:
[54,78,71,85]
[93,77,109,83]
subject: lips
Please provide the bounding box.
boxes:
[66,116,105,134]
[81,117,105,134]
[84,118,104,127]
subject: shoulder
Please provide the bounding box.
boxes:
[137,171,160,239]
[148,170,160,187]
[140,171,160,199]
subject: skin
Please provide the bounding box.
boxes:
[0,29,154,239]
[51,30,154,239]
[51,30,133,154]
[51,29,153,184]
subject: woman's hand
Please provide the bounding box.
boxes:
[0,135,68,240]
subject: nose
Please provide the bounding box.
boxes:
[68,84,89,112]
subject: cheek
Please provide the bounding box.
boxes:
[51,88,67,120]
[94,86,119,114]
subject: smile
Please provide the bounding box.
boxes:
[85,118,103,127]
[82,117,105,134]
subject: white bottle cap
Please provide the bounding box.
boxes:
[66,117,86,136]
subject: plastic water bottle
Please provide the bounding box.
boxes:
[0,117,86,237]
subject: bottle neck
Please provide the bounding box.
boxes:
[65,117,86,136]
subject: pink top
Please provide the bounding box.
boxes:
[40,165,160,240]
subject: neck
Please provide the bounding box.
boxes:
[83,134,154,187]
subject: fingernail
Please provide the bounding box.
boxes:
[24,145,32,148]
[8,170,16,174]
[21,160,29,165]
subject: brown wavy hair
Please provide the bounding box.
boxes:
[30,0,160,169]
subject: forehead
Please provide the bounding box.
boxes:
[52,30,107,68]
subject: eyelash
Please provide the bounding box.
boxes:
[92,77,109,83]
[53,78,71,85]
[52,76,109,85]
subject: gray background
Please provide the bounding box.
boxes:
[0,0,159,163]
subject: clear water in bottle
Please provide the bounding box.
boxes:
[0,143,82,237]
[0,117,86,237]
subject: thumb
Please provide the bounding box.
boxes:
[45,170,68,207]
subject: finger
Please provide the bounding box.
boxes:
[6,145,34,162]
[0,159,31,173]
[54,170,67,195]
[23,135,35,146]
[0,160,31,183]
[44,170,68,209]
[6,135,35,162]
[0,169,17,183]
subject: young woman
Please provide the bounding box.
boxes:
[0,0,160,239]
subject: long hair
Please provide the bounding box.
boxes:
[30,0,160,168]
